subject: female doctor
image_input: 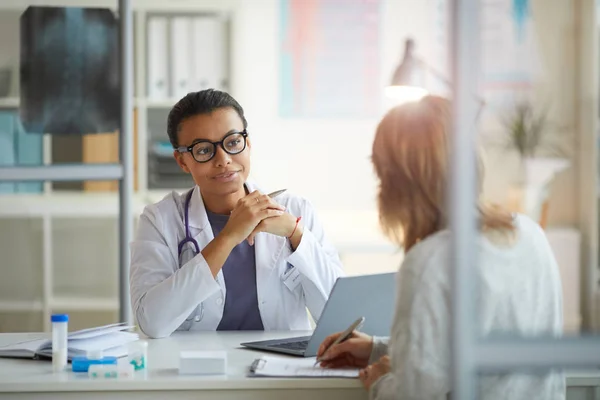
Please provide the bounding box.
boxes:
[130,89,344,338]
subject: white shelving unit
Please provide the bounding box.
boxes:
[0,1,234,333]
[0,0,138,332]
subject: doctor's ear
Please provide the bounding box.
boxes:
[173,150,191,174]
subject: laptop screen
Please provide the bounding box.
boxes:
[304,272,397,356]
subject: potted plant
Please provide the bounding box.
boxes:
[501,100,569,179]
[498,100,571,224]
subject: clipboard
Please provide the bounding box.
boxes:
[248,356,359,378]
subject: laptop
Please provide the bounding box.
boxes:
[240,272,396,357]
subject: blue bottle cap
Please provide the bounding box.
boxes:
[51,314,69,322]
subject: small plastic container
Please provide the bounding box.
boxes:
[51,314,68,372]
[88,363,134,379]
[127,340,148,371]
[71,349,117,373]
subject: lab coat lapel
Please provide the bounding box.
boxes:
[253,224,287,330]
[254,231,287,274]
[188,186,209,230]
[245,180,287,275]
[246,179,289,267]
[186,186,226,288]
[247,180,291,329]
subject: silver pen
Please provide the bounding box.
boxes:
[267,189,287,198]
[314,316,365,366]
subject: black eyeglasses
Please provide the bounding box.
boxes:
[176,130,248,163]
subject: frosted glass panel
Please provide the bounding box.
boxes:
[340,252,403,277]
[0,311,42,333]
[0,218,43,301]
[52,218,118,298]
[50,310,118,331]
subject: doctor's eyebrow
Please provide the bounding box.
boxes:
[188,129,244,145]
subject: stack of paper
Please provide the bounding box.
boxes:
[0,323,138,361]
[249,356,359,378]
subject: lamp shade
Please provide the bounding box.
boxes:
[385,38,428,103]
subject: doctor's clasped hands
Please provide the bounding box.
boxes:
[218,190,303,248]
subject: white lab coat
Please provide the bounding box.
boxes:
[130,181,345,338]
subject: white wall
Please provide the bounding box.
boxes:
[228,0,438,233]
[229,0,580,222]
[226,0,440,274]
[479,0,578,226]
[225,0,586,297]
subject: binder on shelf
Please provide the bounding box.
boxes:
[0,112,16,194]
[15,115,43,193]
[147,16,169,100]
[82,131,119,191]
[82,109,138,192]
[191,17,226,91]
[170,17,193,98]
[0,110,43,194]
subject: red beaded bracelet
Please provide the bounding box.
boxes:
[288,216,302,238]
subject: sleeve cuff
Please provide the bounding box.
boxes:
[286,228,318,276]
[369,336,390,364]
[184,252,221,292]
[133,251,220,338]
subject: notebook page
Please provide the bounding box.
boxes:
[37,331,138,353]
[67,332,139,352]
[68,323,133,340]
[37,344,130,360]
[251,356,359,378]
[0,338,48,358]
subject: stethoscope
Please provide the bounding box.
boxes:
[177,188,205,323]
[178,189,200,257]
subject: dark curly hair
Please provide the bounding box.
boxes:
[167,89,248,148]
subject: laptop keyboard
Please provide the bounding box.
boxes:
[270,340,309,350]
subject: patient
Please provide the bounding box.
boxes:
[316,96,565,399]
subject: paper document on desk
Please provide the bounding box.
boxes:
[249,356,359,378]
[0,323,137,361]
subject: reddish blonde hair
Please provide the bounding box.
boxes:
[372,96,514,251]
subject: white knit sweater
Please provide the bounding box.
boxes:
[369,214,565,400]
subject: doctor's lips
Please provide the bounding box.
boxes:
[212,170,240,182]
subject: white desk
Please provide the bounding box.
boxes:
[0,331,364,400]
[0,331,598,400]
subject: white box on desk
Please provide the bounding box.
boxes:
[179,350,227,375]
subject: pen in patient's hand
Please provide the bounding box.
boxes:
[315,316,365,366]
